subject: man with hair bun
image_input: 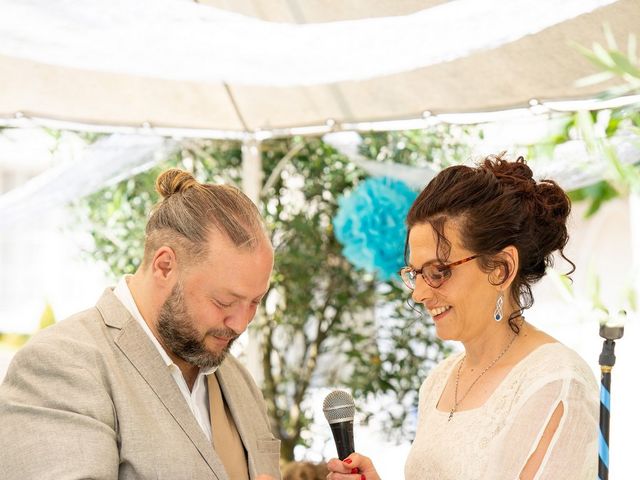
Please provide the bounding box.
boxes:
[0,169,281,479]
[327,154,598,480]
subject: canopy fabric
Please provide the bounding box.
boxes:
[0,0,637,133]
[0,0,618,86]
[199,0,449,23]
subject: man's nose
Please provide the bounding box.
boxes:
[224,303,257,335]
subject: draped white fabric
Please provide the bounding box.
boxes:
[0,126,637,231]
[0,0,618,86]
[0,134,178,230]
[323,131,640,192]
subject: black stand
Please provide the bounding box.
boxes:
[598,322,624,480]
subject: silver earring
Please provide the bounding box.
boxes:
[494,293,504,322]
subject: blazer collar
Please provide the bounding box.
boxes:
[95,288,226,479]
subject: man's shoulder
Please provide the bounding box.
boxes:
[25,288,127,352]
[13,305,113,371]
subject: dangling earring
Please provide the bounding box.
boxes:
[494,293,504,322]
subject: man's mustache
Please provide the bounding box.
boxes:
[205,328,238,341]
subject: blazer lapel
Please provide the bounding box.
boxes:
[95,289,224,478]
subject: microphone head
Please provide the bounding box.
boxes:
[322,390,355,424]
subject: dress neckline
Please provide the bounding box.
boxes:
[434,341,562,415]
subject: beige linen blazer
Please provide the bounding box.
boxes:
[0,289,281,480]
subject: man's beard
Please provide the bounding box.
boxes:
[156,283,238,370]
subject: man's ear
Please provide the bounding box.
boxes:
[151,246,178,285]
[489,245,519,289]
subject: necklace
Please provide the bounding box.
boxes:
[448,333,518,422]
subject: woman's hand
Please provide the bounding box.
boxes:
[256,475,276,480]
[326,453,381,480]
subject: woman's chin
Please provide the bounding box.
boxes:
[433,324,458,342]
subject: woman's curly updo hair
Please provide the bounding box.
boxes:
[142,168,267,268]
[405,153,574,333]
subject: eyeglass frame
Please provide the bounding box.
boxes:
[399,254,480,290]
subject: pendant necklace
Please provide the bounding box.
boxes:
[448,333,517,422]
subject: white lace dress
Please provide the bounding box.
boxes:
[404,343,598,480]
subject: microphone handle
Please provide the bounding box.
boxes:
[329,420,355,460]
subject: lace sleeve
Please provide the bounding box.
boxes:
[484,372,598,480]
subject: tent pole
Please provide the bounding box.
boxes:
[241,137,263,204]
[239,137,265,385]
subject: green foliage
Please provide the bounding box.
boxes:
[347,282,450,438]
[73,141,243,277]
[556,28,640,216]
[567,180,619,218]
[76,168,159,276]
[361,125,478,169]
[574,109,640,197]
[538,34,640,320]
[257,137,377,459]
[534,107,640,217]
[574,26,640,96]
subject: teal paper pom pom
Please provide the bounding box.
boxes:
[333,177,417,281]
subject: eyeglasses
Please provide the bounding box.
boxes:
[399,254,479,290]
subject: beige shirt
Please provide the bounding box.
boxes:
[114,275,216,441]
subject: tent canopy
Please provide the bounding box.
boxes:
[0,0,637,135]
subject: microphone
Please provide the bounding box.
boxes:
[322,390,356,460]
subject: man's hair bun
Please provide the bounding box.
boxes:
[155,168,199,199]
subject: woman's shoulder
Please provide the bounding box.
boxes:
[488,341,598,414]
[519,341,590,368]
[511,341,597,389]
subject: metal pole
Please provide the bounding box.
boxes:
[598,322,624,480]
[241,138,263,205]
[240,137,265,385]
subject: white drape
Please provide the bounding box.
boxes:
[0,134,178,230]
[0,0,618,86]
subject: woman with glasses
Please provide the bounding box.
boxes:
[327,154,598,480]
